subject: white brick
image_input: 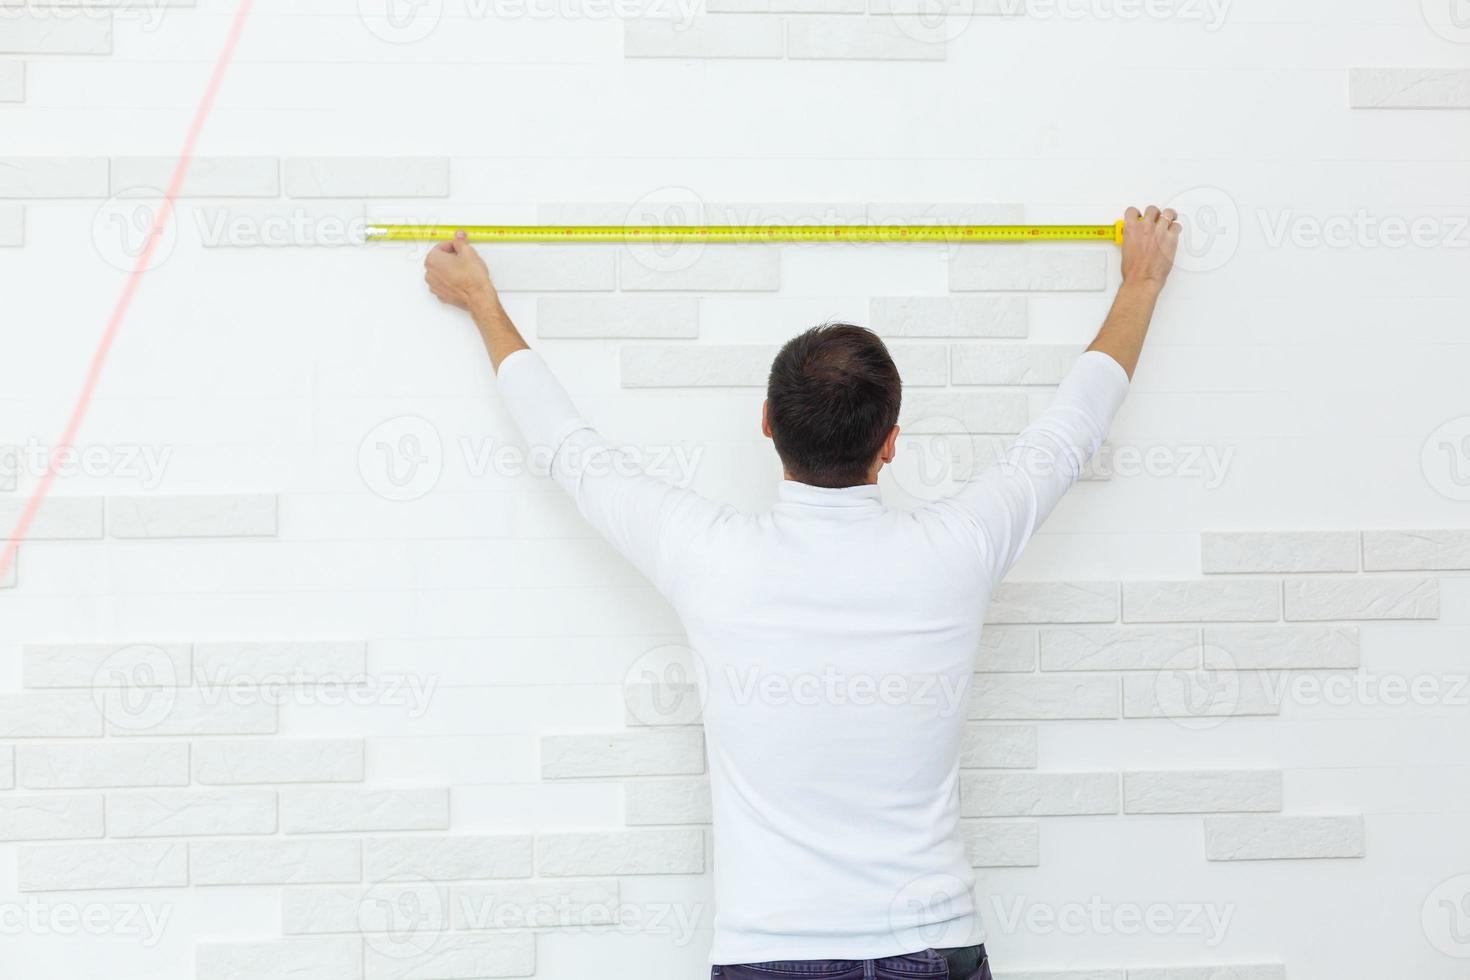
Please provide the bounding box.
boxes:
[190,839,361,885]
[960,820,1039,867]
[23,642,191,688]
[1204,815,1364,861]
[621,342,950,388]
[282,788,448,833]
[1284,577,1438,621]
[365,835,534,881]
[960,772,1119,816]
[538,201,704,224]
[0,202,21,244]
[20,841,187,891]
[1363,529,1470,570]
[987,582,1119,624]
[0,60,21,102]
[624,16,783,59]
[0,693,104,737]
[959,724,1037,769]
[618,246,780,291]
[364,933,534,980]
[625,777,712,825]
[107,494,277,538]
[872,297,1028,339]
[198,939,362,980]
[0,496,103,538]
[787,16,947,60]
[193,738,364,785]
[950,248,1107,291]
[192,641,366,684]
[282,881,448,934]
[478,245,616,291]
[704,201,867,225]
[18,741,189,788]
[111,157,279,197]
[1202,626,1360,670]
[1128,968,1285,980]
[1123,581,1281,623]
[0,157,108,197]
[0,795,104,841]
[1040,627,1199,671]
[107,790,276,837]
[969,676,1118,720]
[951,344,1080,385]
[537,296,699,339]
[976,628,1036,671]
[871,0,1021,12]
[621,344,773,387]
[1201,531,1359,573]
[901,392,1028,435]
[451,879,621,929]
[892,345,949,386]
[0,746,11,789]
[537,829,703,876]
[284,157,449,198]
[711,0,861,10]
[1123,771,1282,814]
[1349,68,1470,109]
[1122,671,1283,720]
[0,13,111,54]
[105,688,276,736]
[867,202,1025,226]
[542,731,704,779]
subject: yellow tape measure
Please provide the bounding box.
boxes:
[365,223,1126,245]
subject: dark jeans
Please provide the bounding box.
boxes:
[712,944,990,980]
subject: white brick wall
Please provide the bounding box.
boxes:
[5,10,1467,980]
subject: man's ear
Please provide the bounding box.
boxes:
[879,425,900,465]
[761,400,773,439]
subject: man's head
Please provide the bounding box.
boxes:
[762,323,902,488]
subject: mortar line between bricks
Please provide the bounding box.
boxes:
[0,1,255,582]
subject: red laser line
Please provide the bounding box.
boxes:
[0,1,254,582]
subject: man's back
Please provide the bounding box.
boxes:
[681,482,990,962]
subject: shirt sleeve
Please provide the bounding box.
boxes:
[922,350,1130,585]
[495,348,728,594]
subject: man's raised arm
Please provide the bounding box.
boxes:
[423,231,727,594]
[927,206,1181,584]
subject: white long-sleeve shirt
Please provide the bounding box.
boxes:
[496,347,1130,964]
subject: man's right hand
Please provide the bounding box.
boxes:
[424,230,500,314]
[1119,205,1182,291]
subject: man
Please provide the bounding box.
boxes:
[423,206,1181,980]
